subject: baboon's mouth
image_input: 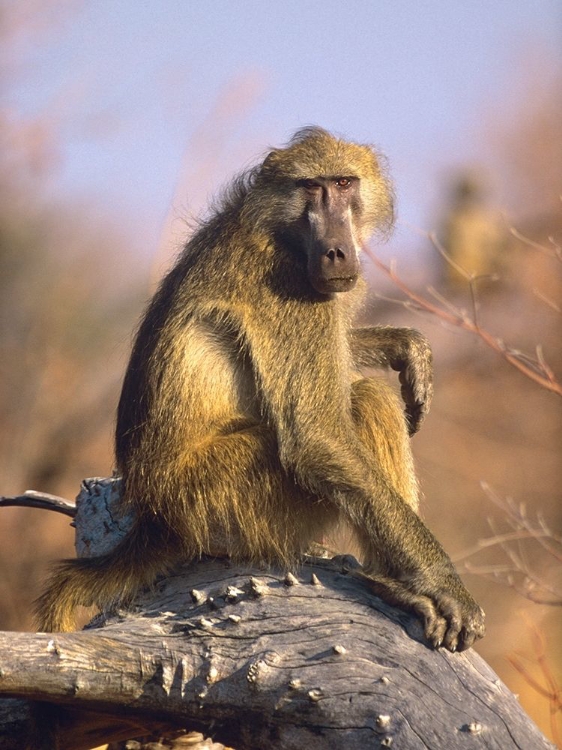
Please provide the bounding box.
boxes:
[318,276,358,293]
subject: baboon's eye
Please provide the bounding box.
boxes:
[335,177,352,189]
[299,179,321,191]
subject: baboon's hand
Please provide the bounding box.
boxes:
[413,573,486,652]
[359,565,485,652]
[390,330,433,435]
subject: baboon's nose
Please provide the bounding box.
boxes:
[326,247,347,263]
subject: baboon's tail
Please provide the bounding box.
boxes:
[34,520,180,632]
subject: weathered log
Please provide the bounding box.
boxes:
[0,479,555,749]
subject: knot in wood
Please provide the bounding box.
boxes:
[46,639,60,656]
[283,572,299,586]
[465,722,483,734]
[307,688,323,702]
[249,577,267,598]
[246,659,266,685]
[224,585,244,602]
[190,589,206,605]
[376,714,391,729]
[206,666,219,684]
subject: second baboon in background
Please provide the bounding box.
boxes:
[36,127,485,652]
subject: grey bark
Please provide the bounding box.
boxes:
[0,479,555,749]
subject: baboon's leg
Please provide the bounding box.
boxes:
[185,381,416,567]
[349,377,470,647]
[325,377,419,559]
[168,381,416,570]
[350,377,419,510]
[174,423,338,566]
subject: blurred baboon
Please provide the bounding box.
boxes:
[36,127,485,652]
[440,171,507,290]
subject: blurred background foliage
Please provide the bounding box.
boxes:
[0,1,560,743]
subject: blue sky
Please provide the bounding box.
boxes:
[7,1,562,265]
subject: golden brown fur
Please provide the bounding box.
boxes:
[35,127,484,652]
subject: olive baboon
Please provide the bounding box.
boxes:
[36,127,485,652]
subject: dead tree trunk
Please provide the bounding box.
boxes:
[0,479,555,749]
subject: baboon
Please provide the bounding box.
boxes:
[36,127,485,652]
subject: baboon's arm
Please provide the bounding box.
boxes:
[350,327,433,434]
[242,313,484,652]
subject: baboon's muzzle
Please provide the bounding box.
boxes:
[307,220,360,295]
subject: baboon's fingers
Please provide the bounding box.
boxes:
[430,592,486,653]
[360,569,485,652]
[457,626,480,652]
[422,607,448,649]
[456,607,486,651]
[403,398,425,436]
[360,571,447,649]
[441,612,463,652]
[399,368,431,435]
[393,329,433,435]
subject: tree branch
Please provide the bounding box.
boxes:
[364,245,562,397]
[0,491,76,517]
[0,479,555,749]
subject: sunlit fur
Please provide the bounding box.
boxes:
[242,126,394,238]
[35,128,483,655]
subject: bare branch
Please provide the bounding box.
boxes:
[482,483,562,561]
[364,246,562,397]
[454,484,562,606]
[0,558,555,750]
[0,477,555,748]
[0,491,76,517]
[507,616,562,747]
[509,226,562,262]
[533,289,561,314]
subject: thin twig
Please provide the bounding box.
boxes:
[0,491,76,517]
[454,529,557,562]
[510,226,562,262]
[455,483,562,605]
[508,616,562,747]
[533,289,561,314]
[364,247,562,396]
[482,483,562,561]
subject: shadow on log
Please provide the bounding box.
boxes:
[0,479,555,749]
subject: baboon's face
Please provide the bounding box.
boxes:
[298,176,362,295]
